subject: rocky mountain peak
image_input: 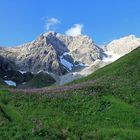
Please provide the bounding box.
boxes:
[43,31,57,37]
[106,35,140,55]
[0,31,102,75]
[128,34,136,39]
[0,32,140,85]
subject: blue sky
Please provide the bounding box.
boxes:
[0,0,140,46]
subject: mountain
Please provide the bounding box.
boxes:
[105,35,140,54]
[0,33,140,86]
[58,34,140,84]
[0,31,102,75]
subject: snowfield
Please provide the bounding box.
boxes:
[60,52,73,71]
[4,80,16,86]
[103,51,123,62]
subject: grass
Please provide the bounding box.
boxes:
[0,47,140,139]
[0,91,140,139]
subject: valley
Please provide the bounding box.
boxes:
[0,47,140,139]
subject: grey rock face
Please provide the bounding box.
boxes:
[0,55,15,71]
[0,55,16,79]
[58,35,101,65]
[0,31,102,75]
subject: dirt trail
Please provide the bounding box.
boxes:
[8,81,95,94]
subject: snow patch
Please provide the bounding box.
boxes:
[79,63,86,67]
[60,52,73,70]
[22,82,26,85]
[4,80,16,86]
[75,62,86,67]
[72,72,77,76]
[60,57,73,70]
[19,70,27,74]
[102,51,123,62]
[63,52,70,56]
[37,70,43,74]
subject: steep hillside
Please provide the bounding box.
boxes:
[0,47,140,139]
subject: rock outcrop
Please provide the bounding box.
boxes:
[0,55,16,78]
[58,35,101,65]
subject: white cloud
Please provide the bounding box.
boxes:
[45,17,60,31]
[65,24,84,36]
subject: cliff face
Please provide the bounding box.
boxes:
[0,55,15,76]
[58,35,101,65]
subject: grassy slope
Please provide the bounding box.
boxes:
[0,47,140,140]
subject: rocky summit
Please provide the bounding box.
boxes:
[106,35,140,55]
[0,31,102,75]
